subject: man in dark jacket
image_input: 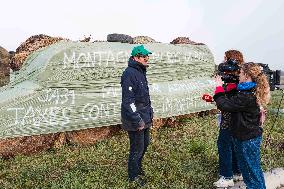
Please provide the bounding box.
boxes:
[121,45,153,185]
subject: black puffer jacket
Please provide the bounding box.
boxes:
[220,86,238,129]
[213,90,262,141]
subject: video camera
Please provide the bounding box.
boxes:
[256,63,284,91]
[216,60,284,90]
[217,59,240,83]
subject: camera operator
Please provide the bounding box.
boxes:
[213,62,270,189]
[213,50,244,188]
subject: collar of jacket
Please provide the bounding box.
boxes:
[237,81,256,91]
[128,57,147,73]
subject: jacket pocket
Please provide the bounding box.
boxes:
[136,104,151,124]
[121,118,139,131]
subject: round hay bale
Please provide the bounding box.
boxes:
[170,37,205,45]
[9,52,29,71]
[0,46,10,66]
[10,34,65,71]
[132,36,156,44]
[79,35,92,42]
[0,46,10,86]
[107,33,133,43]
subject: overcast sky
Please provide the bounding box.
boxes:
[1,0,283,70]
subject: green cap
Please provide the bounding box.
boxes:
[131,45,152,56]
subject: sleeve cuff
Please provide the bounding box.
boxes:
[214,86,225,94]
[226,83,237,92]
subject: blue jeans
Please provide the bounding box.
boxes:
[217,128,241,178]
[233,136,266,189]
[127,128,150,180]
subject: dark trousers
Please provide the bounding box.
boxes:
[217,128,241,178]
[233,136,266,189]
[127,128,150,180]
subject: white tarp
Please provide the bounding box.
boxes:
[0,41,216,139]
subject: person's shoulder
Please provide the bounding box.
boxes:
[125,66,138,73]
[122,66,138,80]
[237,91,257,103]
[122,66,132,74]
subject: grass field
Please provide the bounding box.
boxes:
[0,90,283,189]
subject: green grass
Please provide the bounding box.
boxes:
[0,91,284,189]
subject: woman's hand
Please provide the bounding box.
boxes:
[215,75,224,86]
[214,75,225,94]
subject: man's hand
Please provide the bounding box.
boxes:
[138,120,145,131]
[137,125,144,131]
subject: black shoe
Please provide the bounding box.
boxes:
[129,176,146,187]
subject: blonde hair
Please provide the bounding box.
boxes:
[241,62,271,106]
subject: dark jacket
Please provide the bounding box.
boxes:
[213,89,262,141]
[120,58,153,131]
[220,86,238,129]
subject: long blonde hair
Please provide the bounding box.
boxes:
[241,62,271,106]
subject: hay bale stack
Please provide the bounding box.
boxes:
[170,37,205,45]
[10,34,65,71]
[0,133,61,158]
[132,36,156,44]
[0,41,215,157]
[65,126,121,146]
[0,112,219,157]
